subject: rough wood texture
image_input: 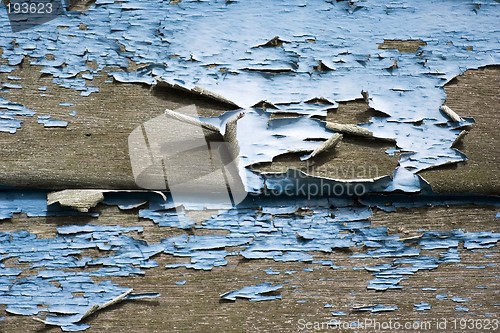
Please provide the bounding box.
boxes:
[420,66,500,194]
[325,122,375,138]
[378,39,427,53]
[0,60,231,189]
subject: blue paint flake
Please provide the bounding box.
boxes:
[414,302,432,311]
[37,115,69,128]
[352,304,399,313]
[313,260,334,267]
[220,283,282,302]
[367,277,404,291]
[263,268,280,275]
[2,82,22,89]
[125,292,161,300]
[451,296,471,303]
[455,306,470,312]
[0,97,35,133]
[0,224,162,331]
[331,311,346,316]
[59,102,74,107]
[0,191,97,220]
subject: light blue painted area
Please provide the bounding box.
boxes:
[0,192,499,329]
[352,304,399,313]
[59,102,74,107]
[0,0,497,190]
[37,115,69,128]
[414,302,432,311]
[455,306,470,312]
[331,311,346,316]
[0,191,97,220]
[0,97,35,134]
[0,225,162,330]
[220,283,282,302]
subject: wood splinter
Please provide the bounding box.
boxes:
[452,130,469,147]
[33,289,133,327]
[440,105,463,122]
[223,111,245,159]
[301,133,343,161]
[325,122,395,142]
[165,108,220,133]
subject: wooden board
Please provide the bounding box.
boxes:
[0,205,497,332]
[0,60,498,194]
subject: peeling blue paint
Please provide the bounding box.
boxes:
[220,283,282,302]
[331,311,346,316]
[0,0,498,328]
[414,302,432,311]
[0,97,35,133]
[145,197,499,295]
[0,0,497,190]
[1,191,498,330]
[0,191,97,220]
[352,304,399,313]
[451,296,471,303]
[37,115,69,128]
[0,224,162,330]
[263,268,280,276]
[455,306,470,312]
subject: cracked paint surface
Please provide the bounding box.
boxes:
[0,224,161,331]
[0,0,499,331]
[2,191,498,330]
[0,191,99,220]
[0,0,498,190]
[0,97,35,133]
[220,283,283,302]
